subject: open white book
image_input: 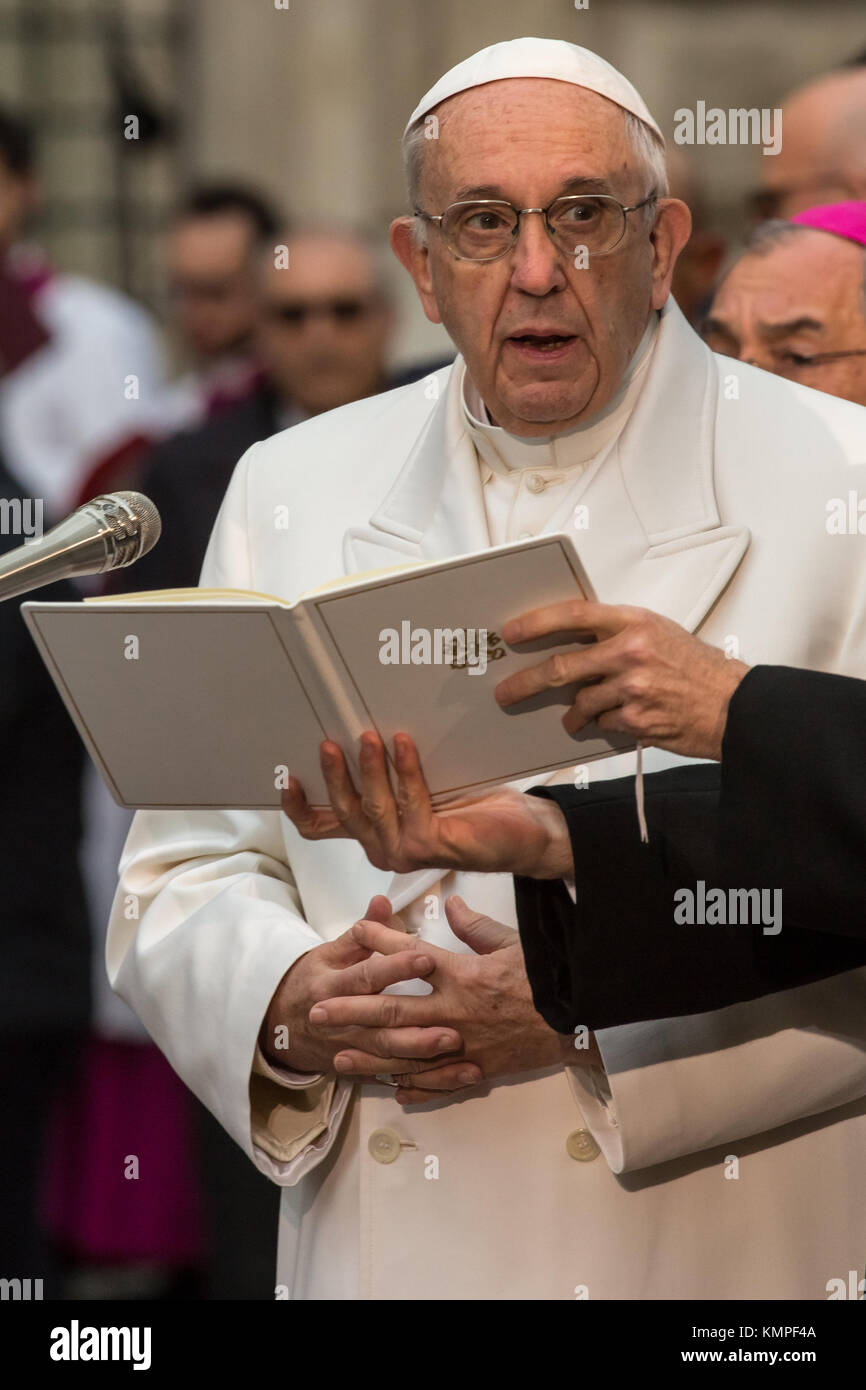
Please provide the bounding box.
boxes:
[22,532,632,810]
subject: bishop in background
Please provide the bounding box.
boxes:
[108,39,866,1299]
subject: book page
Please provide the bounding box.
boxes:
[25,604,330,809]
[305,536,632,800]
[84,587,289,605]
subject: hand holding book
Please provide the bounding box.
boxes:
[281,729,574,880]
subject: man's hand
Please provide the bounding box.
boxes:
[308,895,599,1105]
[281,730,572,878]
[495,600,750,761]
[259,896,477,1084]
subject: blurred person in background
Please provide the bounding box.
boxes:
[0,103,206,1300]
[157,183,282,434]
[70,182,284,510]
[257,224,394,419]
[126,222,451,593]
[0,457,90,1299]
[0,105,164,522]
[255,223,447,414]
[665,146,726,328]
[703,202,866,406]
[748,60,866,221]
[38,176,282,1302]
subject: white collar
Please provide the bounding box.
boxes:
[461,312,659,477]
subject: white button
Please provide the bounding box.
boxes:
[368,1127,403,1164]
[566,1128,601,1162]
[526,473,547,494]
[517,530,535,540]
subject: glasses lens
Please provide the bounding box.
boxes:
[444,203,517,259]
[548,197,625,254]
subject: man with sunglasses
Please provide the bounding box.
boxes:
[255,226,398,421]
[703,201,866,406]
[124,224,446,595]
[109,38,866,1302]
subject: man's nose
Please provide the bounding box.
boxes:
[508,212,569,295]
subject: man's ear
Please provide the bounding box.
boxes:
[390,216,442,325]
[648,198,693,310]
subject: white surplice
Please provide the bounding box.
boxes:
[107,298,866,1299]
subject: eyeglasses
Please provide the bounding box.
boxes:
[266,298,375,327]
[706,340,866,378]
[779,348,866,368]
[413,192,657,262]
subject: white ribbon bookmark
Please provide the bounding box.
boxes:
[635,742,649,844]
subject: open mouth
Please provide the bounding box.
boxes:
[507,332,577,354]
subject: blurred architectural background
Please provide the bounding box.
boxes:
[0,0,860,378]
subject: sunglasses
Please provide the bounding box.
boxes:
[265,298,375,327]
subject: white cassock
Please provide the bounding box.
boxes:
[106,297,866,1300]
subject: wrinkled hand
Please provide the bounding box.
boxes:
[259,895,474,1082]
[495,600,749,761]
[281,730,572,878]
[309,894,598,1105]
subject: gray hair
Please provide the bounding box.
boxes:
[402,103,669,244]
[744,218,810,254]
[722,218,866,315]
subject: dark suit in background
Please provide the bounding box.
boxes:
[115,360,454,596]
[115,385,283,594]
[0,456,90,1294]
[515,665,866,1033]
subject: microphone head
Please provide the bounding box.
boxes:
[84,491,162,568]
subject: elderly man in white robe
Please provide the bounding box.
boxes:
[108,39,866,1300]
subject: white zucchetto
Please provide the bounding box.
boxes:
[404,36,663,142]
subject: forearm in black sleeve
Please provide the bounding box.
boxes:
[719,664,866,940]
[515,766,742,1031]
[514,756,866,1032]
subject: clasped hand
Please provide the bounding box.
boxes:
[261,895,591,1105]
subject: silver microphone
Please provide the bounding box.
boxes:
[0,491,162,603]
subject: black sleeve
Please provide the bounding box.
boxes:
[720,664,866,939]
[514,752,866,1033]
